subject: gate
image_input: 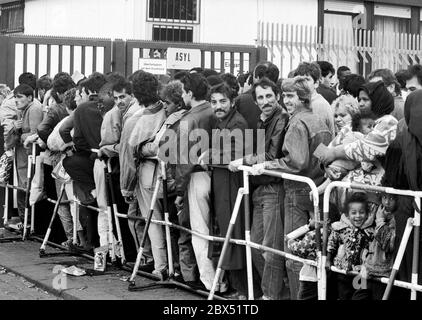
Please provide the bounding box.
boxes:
[257,21,422,78]
[0,34,267,88]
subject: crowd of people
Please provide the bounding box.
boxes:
[0,58,421,300]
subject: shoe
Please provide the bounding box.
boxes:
[138,261,154,273]
[185,280,207,291]
[173,273,185,283]
[61,239,73,248]
[152,269,169,281]
[69,243,94,255]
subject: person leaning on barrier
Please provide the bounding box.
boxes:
[30,73,76,247]
[156,80,200,285]
[93,75,143,256]
[120,71,169,278]
[248,76,333,299]
[205,83,250,299]
[230,77,289,300]
[139,80,192,281]
[62,72,107,254]
[11,84,44,230]
[173,73,228,292]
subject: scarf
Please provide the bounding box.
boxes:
[359,81,394,117]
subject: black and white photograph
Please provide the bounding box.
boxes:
[0,0,421,313]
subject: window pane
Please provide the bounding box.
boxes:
[149,0,197,21]
[153,25,193,42]
[0,1,24,34]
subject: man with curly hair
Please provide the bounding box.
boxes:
[119,71,168,278]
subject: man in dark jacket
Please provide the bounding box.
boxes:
[207,83,250,299]
[234,62,279,134]
[63,72,107,253]
[172,73,228,291]
[251,76,333,299]
[316,61,337,105]
[231,77,290,300]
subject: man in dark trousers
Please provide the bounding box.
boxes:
[206,83,253,299]
[230,77,290,300]
[63,72,107,253]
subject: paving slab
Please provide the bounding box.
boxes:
[0,231,203,300]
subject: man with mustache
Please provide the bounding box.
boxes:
[250,76,333,299]
[207,83,250,299]
[230,77,289,300]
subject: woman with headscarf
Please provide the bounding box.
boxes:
[320,81,397,185]
[319,80,398,219]
[382,90,422,299]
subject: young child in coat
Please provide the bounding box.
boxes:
[327,192,375,299]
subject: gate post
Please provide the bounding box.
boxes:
[0,36,14,88]
[250,46,268,72]
[112,39,127,77]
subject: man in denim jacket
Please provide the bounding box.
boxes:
[252,76,333,299]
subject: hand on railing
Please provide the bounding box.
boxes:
[250,163,266,176]
[23,134,38,149]
[97,145,117,159]
[228,158,243,172]
[174,196,184,212]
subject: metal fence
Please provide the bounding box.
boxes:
[257,21,422,78]
[0,34,266,88]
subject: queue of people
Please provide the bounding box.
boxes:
[0,59,421,300]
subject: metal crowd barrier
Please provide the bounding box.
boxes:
[2,143,422,300]
[322,181,422,300]
[1,143,37,241]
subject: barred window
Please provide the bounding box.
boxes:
[148,0,199,23]
[153,24,193,42]
[0,1,24,34]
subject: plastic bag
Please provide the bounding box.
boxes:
[29,153,46,206]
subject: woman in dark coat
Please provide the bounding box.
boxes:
[383,89,422,300]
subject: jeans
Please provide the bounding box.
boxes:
[298,281,318,300]
[251,183,289,300]
[284,186,315,300]
[127,202,153,263]
[54,179,76,241]
[135,184,168,272]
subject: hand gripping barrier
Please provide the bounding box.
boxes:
[322,181,422,300]
[207,165,322,300]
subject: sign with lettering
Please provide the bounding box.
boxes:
[138,58,167,75]
[166,47,201,70]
